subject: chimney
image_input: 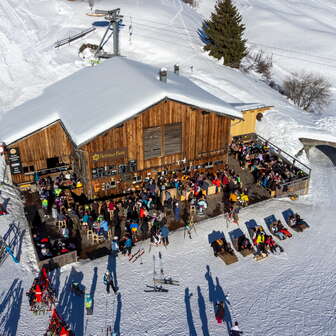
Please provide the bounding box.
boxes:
[174,64,179,75]
[159,67,167,83]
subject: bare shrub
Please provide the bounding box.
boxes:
[253,50,273,80]
[283,72,331,112]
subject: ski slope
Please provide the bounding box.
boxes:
[1,0,336,335]
[198,0,336,140]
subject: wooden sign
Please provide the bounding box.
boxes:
[8,147,22,174]
[91,148,127,162]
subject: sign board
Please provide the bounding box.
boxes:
[91,148,127,162]
[8,148,22,174]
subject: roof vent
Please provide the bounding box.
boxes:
[159,68,167,83]
[174,64,179,75]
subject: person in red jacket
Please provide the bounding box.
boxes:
[0,203,7,215]
[215,301,225,323]
[35,284,42,303]
[212,178,221,193]
[222,175,229,191]
[60,326,70,336]
[276,221,292,238]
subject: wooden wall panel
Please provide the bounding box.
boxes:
[8,121,74,185]
[80,99,232,197]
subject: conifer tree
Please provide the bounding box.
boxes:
[202,0,247,68]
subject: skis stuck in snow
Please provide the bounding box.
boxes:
[145,252,180,292]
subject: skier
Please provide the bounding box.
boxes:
[111,236,119,256]
[215,301,225,323]
[124,236,133,256]
[230,321,243,335]
[85,293,93,315]
[184,218,192,239]
[103,271,118,294]
[160,225,169,246]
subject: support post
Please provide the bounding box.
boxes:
[113,20,119,56]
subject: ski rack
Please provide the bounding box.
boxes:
[0,235,18,265]
[54,27,96,48]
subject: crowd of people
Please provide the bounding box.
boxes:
[230,138,307,194]
[32,159,254,260]
[31,137,305,264]
[33,172,82,259]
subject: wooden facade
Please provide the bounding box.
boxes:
[6,121,74,185]
[230,106,272,137]
[5,99,233,198]
[80,99,232,198]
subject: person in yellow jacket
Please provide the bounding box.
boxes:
[239,193,249,206]
[229,192,238,204]
[256,232,265,245]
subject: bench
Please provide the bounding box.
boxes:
[282,208,309,232]
[229,228,254,257]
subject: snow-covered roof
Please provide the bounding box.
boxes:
[0,57,242,146]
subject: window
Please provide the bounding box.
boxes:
[164,123,182,155]
[23,165,35,173]
[143,123,182,160]
[46,157,60,169]
[144,127,161,160]
[132,176,142,184]
[118,164,128,174]
[204,161,213,168]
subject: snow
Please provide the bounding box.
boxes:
[1,0,336,335]
[1,149,336,335]
[0,57,242,146]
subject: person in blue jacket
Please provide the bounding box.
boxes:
[124,236,133,255]
[103,270,117,294]
[160,225,169,246]
[100,219,109,239]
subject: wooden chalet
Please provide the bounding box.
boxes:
[230,104,273,137]
[0,57,268,199]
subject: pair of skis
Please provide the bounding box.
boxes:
[144,252,179,292]
[128,248,145,263]
[144,285,169,293]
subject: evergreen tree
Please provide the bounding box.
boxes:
[202,0,247,68]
